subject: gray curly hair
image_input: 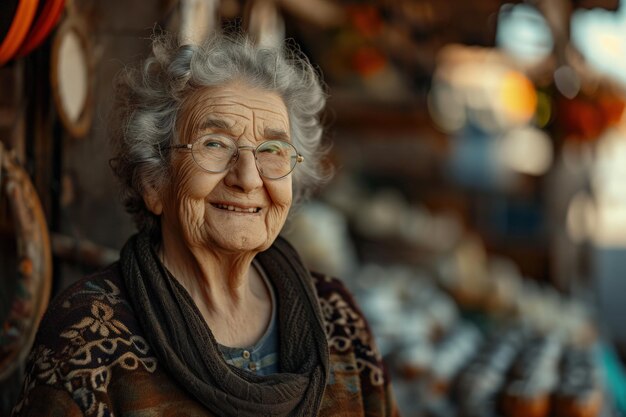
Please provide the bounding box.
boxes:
[110,32,329,236]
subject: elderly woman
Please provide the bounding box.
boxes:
[12,33,398,417]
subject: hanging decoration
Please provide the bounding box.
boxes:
[0,0,66,66]
[0,142,52,381]
[177,0,220,45]
[0,0,40,66]
[244,0,284,48]
[16,0,66,58]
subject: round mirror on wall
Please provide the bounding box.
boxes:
[50,16,94,138]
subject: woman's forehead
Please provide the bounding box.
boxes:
[181,84,289,129]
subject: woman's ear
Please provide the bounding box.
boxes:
[143,183,163,215]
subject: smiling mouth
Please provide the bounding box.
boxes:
[211,203,261,213]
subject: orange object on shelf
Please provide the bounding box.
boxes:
[351,45,387,77]
[0,0,39,66]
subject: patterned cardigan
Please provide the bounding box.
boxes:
[12,263,399,417]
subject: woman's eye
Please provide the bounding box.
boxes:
[259,143,283,154]
[202,140,224,148]
[200,136,231,149]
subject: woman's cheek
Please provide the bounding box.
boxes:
[267,177,293,205]
[173,170,213,245]
[266,187,293,238]
[174,157,220,200]
[179,197,209,245]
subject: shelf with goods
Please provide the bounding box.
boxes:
[284,60,625,417]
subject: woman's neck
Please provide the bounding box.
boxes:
[159,236,273,346]
[158,229,259,313]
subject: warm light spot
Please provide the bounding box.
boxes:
[496,126,552,175]
[500,71,537,125]
[591,202,626,247]
[592,128,626,204]
[597,32,622,56]
[571,6,626,88]
[588,127,626,247]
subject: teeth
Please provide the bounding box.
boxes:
[214,203,259,213]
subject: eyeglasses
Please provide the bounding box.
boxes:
[168,134,304,180]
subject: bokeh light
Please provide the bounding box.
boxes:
[496,126,553,176]
[496,3,553,64]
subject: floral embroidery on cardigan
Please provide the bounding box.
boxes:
[13,279,157,417]
[314,274,385,388]
[61,301,130,339]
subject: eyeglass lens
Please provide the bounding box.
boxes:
[191,135,298,179]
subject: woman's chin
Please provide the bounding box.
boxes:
[203,233,271,255]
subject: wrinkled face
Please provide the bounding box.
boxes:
[154,81,293,254]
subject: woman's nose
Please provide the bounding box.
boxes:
[223,148,263,192]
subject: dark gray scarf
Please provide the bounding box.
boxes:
[120,232,329,416]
